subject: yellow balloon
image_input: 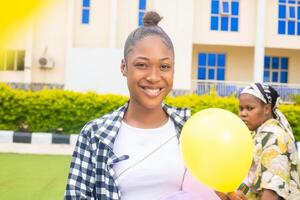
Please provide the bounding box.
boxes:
[180,108,254,193]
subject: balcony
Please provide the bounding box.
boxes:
[172,80,300,102]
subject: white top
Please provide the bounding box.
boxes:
[113,118,186,200]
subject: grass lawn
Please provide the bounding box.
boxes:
[0,153,72,200]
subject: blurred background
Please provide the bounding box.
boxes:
[1,0,300,99]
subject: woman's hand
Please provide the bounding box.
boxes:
[215,191,247,200]
[227,191,247,200]
[260,189,283,200]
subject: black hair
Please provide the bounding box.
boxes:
[123,11,174,61]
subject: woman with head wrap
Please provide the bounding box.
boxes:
[224,83,300,200]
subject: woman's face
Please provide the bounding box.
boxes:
[239,93,271,131]
[121,35,174,110]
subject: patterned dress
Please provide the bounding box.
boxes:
[245,119,300,200]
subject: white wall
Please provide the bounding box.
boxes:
[193,0,256,46]
[153,0,194,90]
[65,48,128,95]
[265,0,300,49]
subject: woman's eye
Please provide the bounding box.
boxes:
[135,63,146,68]
[160,64,171,70]
[247,107,254,111]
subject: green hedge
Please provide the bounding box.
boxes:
[292,94,300,105]
[0,83,128,133]
[0,83,299,141]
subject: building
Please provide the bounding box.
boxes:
[0,0,299,99]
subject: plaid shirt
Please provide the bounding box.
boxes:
[64,102,190,200]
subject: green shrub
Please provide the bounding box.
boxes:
[0,83,128,133]
[0,83,299,141]
[291,94,300,105]
[279,104,300,141]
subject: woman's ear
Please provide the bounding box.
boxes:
[120,59,127,77]
[264,104,272,117]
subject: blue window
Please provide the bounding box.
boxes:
[81,0,90,24]
[198,68,206,79]
[288,20,296,34]
[264,71,270,82]
[210,0,239,32]
[279,5,286,18]
[83,0,90,7]
[221,16,229,31]
[278,20,286,34]
[272,72,279,82]
[264,56,288,83]
[289,6,296,18]
[231,2,239,15]
[277,0,300,35]
[264,56,270,69]
[281,57,288,69]
[211,0,219,14]
[211,17,219,30]
[222,1,230,14]
[280,72,288,82]
[217,54,226,66]
[208,69,215,79]
[138,0,147,26]
[208,54,216,66]
[139,0,146,9]
[231,17,238,31]
[217,68,225,80]
[272,57,279,69]
[197,53,226,81]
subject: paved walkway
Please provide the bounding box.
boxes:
[0,143,75,155]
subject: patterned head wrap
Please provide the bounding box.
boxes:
[240,83,294,141]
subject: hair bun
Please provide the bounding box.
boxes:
[142,11,162,26]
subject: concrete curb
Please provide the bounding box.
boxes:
[0,143,74,155]
[0,130,78,146]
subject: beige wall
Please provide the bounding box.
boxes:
[265,48,300,84]
[152,0,194,90]
[0,0,68,84]
[73,0,110,48]
[1,0,300,90]
[192,45,254,82]
[0,22,31,82]
[73,0,149,49]
[116,0,141,48]
[193,0,256,46]
[265,0,300,49]
[29,0,68,84]
[0,72,26,82]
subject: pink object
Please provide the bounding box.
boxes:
[182,171,221,200]
[160,191,200,200]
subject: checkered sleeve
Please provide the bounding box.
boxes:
[64,124,96,200]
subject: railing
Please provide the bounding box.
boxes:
[172,80,300,102]
[4,82,64,91]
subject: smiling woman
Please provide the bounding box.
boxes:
[64,11,193,200]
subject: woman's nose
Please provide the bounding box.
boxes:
[146,67,160,83]
[239,109,247,117]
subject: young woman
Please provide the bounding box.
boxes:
[64,11,192,200]
[224,83,300,200]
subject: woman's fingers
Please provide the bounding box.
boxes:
[227,191,247,200]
